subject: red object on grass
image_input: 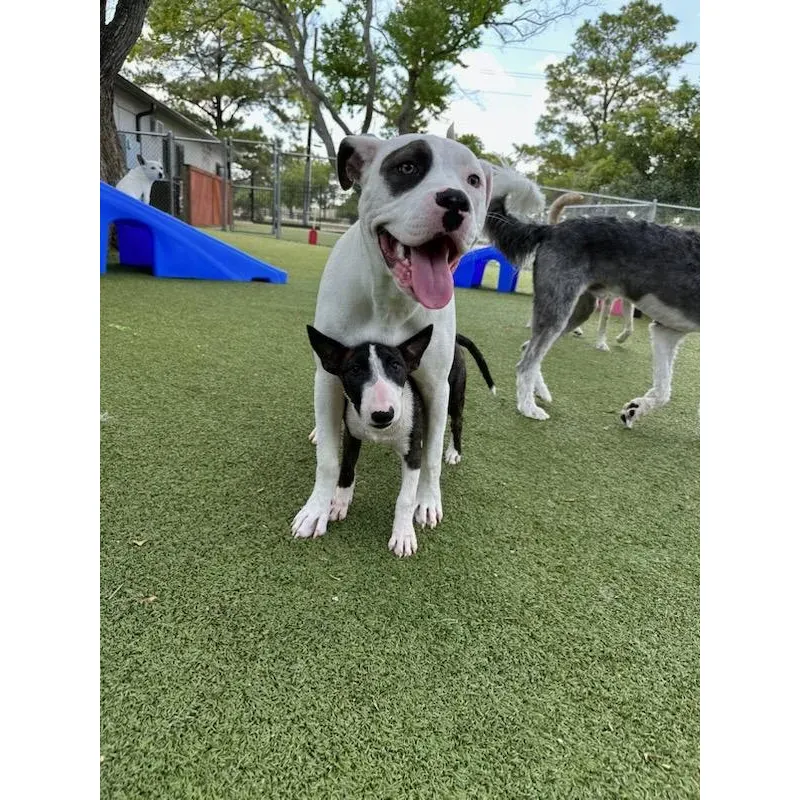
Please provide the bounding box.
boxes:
[308,228,318,245]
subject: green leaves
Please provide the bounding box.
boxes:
[520,0,699,205]
[127,0,297,136]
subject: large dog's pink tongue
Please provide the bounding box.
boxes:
[409,241,453,310]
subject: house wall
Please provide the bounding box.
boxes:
[113,85,224,174]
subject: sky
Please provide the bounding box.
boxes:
[442,0,700,157]
[273,0,700,159]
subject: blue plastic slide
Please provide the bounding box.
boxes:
[100,182,287,283]
[453,246,519,293]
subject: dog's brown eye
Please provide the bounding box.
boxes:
[467,174,481,188]
[397,162,417,176]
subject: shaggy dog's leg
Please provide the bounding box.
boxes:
[621,322,686,427]
[517,278,588,420]
[596,295,612,351]
[616,300,635,344]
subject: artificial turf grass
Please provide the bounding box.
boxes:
[101,236,699,800]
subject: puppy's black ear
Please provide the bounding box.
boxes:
[137,153,145,166]
[337,135,380,190]
[397,325,434,372]
[307,325,349,375]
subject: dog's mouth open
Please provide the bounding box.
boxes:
[377,228,461,310]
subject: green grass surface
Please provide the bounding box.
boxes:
[101,232,699,799]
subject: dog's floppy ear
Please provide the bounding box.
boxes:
[137,153,145,166]
[397,324,434,372]
[479,159,494,207]
[307,325,350,375]
[337,135,380,191]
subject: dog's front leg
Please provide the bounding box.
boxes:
[414,384,449,528]
[292,369,344,538]
[388,459,421,557]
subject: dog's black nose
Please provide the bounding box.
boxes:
[371,408,395,427]
[435,189,469,213]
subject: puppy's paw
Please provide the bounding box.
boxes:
[616,330,632,344]
[518,398,550,420]
[444,443,462,465]
[308,427,317,445]
[596,341,611,352]
[388,522,418,557]
[572,327,584,337]
[329,485,354,521]
[291,494,332,539]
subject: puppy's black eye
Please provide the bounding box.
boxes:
[396,162,418,176]
[467,174,481,188]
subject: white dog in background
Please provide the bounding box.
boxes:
[116,154,164,205]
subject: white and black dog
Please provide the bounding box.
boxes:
[306,325,495,557]
[116,153,164,205]
[292,133,493,540]
[486,177,699,428]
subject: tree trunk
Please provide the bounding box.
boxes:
[100,81,126,185]
[100,0,152,184]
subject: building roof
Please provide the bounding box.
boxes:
[115,75,220,141]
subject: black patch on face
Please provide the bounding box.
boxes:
[379,140,433,196]
[442,209,464,232]
[372,344,410,389]
[337,344,373,414]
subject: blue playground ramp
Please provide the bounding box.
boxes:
[100,182,287,284]
[453,246,519,293]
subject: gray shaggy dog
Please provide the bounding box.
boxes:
[484,191,699,428]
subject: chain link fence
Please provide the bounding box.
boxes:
[114,132,700,244]
[540,186,700,229]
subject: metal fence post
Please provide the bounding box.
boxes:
[225,137,233,231]
[302,151,312,228]
[166,131,176,217]
[273,142,282,239]
[219,141,228,231]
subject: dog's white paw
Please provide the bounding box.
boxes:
[534,382,552,403]
[518,398,550,420]
[414,485,442,528]
[596,341,611,352]
[329,485,354,521]
[620,397,646,428]
[291,494,332,539]
[444,443,461,465]
[308,427,317,445]
[573,327,584,337]
[616,330,632,344]
[388,521,418,557]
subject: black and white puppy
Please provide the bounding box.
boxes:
[306,325,495,557]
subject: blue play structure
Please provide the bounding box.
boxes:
[100,182,287,283]
[453,246,519,293]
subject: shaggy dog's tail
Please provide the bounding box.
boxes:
[456,334,496,394]
[485,196,550,264]
[547,192,584,224]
